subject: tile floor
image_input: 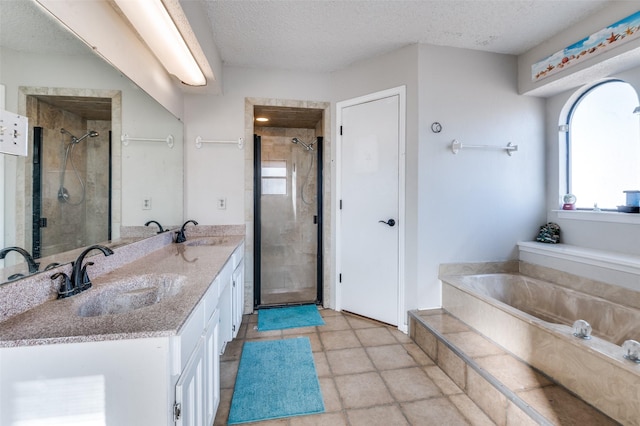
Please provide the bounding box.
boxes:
[214,309,496,425]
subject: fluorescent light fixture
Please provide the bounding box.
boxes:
[113,0,206,86]
[255,117,269,122]
[634,106,640,114]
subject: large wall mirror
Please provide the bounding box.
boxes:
[0,0,184,284]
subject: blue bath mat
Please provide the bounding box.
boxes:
[228,337,325,424]
[258,304,325,331]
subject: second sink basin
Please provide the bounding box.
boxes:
[76,273,187,317]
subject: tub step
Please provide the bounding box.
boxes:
[409,309,619,426]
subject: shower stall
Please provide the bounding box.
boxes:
[254,131,323,307]
[31,123,111,259]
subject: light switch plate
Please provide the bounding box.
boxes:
[0,109,28,157]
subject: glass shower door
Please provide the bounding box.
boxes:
[255,134,322,307]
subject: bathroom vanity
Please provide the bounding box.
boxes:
[0,234,245,426]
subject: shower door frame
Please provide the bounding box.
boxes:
[253,134,324,308]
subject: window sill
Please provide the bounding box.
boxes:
[551,209,640,224]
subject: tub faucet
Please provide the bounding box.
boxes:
[0,246,40,273]
[57,245,114,299]
[145,220,167,234]
[622,340,640,363]
[175,220,198,243]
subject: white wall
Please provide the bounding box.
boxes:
[184,43,548,311]
[418,44,547,308]
[183,67,332,224]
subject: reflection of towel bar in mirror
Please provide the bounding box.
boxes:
[121,134,174,148]
[450,139,518,156]
[195,136,244,149]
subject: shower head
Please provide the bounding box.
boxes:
[74,130,99,144]
[291,137,314,151]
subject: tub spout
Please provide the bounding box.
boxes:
[572,319,592,340]
[622,340,640,363]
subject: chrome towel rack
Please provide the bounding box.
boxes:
[195,136,244,149]
[450,139,518,156]
[121,134,174,148]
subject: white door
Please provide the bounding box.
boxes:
[338,89,404,326]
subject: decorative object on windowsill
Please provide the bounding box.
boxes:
[536,222,560,244]
[562,193,576,210]
[617,190,640,213]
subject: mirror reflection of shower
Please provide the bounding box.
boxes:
[292,138,316,205]
[58,128,99,204]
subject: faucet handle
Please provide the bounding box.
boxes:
[52,272,73,299]
[80,262,95,290]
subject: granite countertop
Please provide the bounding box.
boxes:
[0,235,244,347]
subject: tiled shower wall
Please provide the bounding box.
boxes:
[25,98,110,258]
[258,128,319,304]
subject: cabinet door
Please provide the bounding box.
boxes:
[218,280,233,354]
[232,259,245,338]
[204,309,220,426]
[175,339,205,426]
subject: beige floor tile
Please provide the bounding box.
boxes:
[282,325,318,335]
[320,315,351,331]
[403,342,436,365]
[245,325,283,340]
[334,372,394,409]
[366,344,418,370]
[381,367,442,402]
[476,354,551,392]
[313,352,331,377]
[319,308,341,317]
[280,332,322,352]
[345,314,380,329]
[355,327,397,347]
[213,388,233,426]
[290,412,348,426]
[318,377,343,412]
[450,393,496,426]
[412,322,438,360]
[424,365,464,396]
[220,360,239,389]
[325,347,375,375]
[346,404,409,426]
[390,328,413,343]
[401,397,472,425]
[319,329,361,350]
[221,339,244,361]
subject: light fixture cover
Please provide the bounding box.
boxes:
[113,0,205,86]
[634,106,640,114]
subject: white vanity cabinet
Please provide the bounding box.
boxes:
[0,239,244,426]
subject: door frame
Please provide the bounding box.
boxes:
[335,86,407,332]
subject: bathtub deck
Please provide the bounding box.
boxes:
[409,309,619,426]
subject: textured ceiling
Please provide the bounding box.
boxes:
[203,0,611,72]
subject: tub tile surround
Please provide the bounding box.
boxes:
[409,310,619,426]
[0,225,245,346]
[436,261,639,425]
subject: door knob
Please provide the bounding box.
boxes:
[378,219,396,227]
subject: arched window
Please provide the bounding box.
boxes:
[566,80,640,209]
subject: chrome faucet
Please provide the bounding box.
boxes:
[175,220,198,243]
[145,220,167,234]
[54,244,114,299]
[0,246,40,273]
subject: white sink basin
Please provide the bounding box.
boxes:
[76,273,187,317]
